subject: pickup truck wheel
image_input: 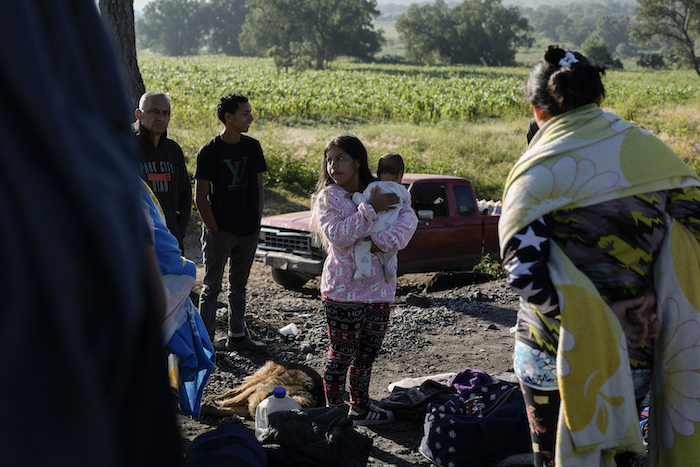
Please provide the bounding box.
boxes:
[271,268,311,289]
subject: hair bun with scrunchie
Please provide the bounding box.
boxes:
[543,46,583,70]
[544,46,567,66]
[524,45,604,117]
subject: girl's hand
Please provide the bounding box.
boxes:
[363,236,381,253]
[368,186,399,212]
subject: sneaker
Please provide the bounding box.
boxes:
[348,404,395,426]
[214,336,268,354]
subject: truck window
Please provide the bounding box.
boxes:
[454,184,476,216]
[412,183,449,217]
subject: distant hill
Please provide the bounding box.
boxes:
[376,0,637,25]
[502,0,635,6]
[377,0,635,4]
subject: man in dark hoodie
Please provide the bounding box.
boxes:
[0,1,184,464]
[134,91,192,253]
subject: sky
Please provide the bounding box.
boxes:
[133,0,417,10]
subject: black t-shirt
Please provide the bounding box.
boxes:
[194,134,267,236]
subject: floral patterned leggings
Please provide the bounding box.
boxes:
[322,299,391,411]
[516,341,649,467]
[521,384,643,467]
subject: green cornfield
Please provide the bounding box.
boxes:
[140,55,700,202]
[141,56,531,124]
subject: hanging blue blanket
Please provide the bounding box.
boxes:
[141,180,215,419]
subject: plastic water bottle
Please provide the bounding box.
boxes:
[254,386,302,440]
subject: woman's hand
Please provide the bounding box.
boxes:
[609,289,658,348]
[368,186,400,213]
[610,297,647,348]
[639,288,660,339]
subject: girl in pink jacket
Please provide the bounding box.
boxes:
[311,135,418,425]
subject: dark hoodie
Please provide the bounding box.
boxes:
[133,120,192,245]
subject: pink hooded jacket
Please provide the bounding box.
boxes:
[314,184,418,303]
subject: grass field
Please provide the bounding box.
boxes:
[140,55,700,203]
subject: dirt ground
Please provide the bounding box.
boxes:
[177,214,523,466]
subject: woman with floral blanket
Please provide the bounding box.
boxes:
[500,46,700,467]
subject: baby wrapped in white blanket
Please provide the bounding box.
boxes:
[351,152,412,282]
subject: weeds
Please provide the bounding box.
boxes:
[471,254,506,280]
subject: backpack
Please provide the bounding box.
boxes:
[419,381,531,467]
[185,424,267,467]
[260,407,372,467]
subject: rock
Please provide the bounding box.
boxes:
[405,293,432,307]
[424,271,493,292]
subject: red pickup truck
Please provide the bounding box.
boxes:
[256,174,500,288]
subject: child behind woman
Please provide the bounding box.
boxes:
[351,153,412,282]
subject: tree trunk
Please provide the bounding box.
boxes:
[98,0,145,111]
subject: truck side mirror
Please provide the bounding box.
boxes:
[417,210,434,221]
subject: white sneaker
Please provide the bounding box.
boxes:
[348,404,395,426]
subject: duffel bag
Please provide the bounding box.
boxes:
[419,381,531,467]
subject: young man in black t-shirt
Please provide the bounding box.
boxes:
[194,93,268,353]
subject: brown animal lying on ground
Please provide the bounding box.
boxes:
[203,361,325,417]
